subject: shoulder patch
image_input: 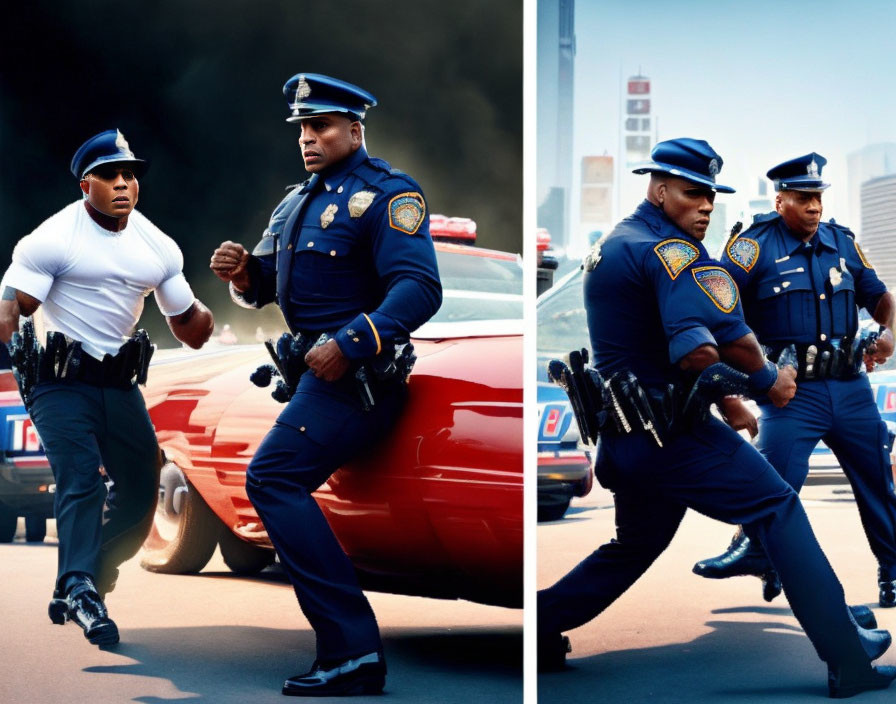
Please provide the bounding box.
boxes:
[388,192,426,234]
[692,266,739,313]
[726,237,759,272]
[654,239,699,279]
[348,190,377,218]
[855,240,874,269]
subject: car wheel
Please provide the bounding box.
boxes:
[24,515,46,542]
[0,507,17,543]
[219,529,276,575]
[140,460,222,574]
[537,496,571,523]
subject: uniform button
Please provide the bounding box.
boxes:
[307,241,314,247]
[337,186,344,193]
[820,334,827,341]
[353,337,360,342]
[325,184,332,192]
[287,243,293,250]
[300,426,306,432]
[330,250,337,256]
[819,293,826,300]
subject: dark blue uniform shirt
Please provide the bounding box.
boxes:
[236,147,442,359]
[719,214,887,347]
[585,200,752,387]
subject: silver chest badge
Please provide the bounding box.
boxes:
[320,203,338,229]
[829,267,842,286]
[348,190,376,218]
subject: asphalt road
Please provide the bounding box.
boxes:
[0,521,522,704]
[538,478,896,703]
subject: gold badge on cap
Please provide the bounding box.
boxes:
[320,203,338,229]
[349,190,376,218]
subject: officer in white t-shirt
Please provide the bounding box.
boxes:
[0,129,214,648]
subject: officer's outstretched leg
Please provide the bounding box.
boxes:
[28,384,119,647]
[823,376,896,607]
[246,374,405,696]
[538,439,687,671]
[675,422,895,695]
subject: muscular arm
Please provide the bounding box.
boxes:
[679,333,796,408]
[0,287,41,344]
[166,299,214,349]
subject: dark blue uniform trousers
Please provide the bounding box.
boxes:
[246,370,406,662]
[28,381,161,595]
[756,376,896,574]
[539,416,869,666]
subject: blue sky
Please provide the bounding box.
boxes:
[572,0,896,224]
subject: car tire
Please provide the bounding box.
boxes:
[24,515,46,542]
[140,460,222,574]
[537,496,571,523]
[0,507,17,543]
[219,529,276,575]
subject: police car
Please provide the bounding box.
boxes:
[139,217,524,608]
[537,266,593,521]
[0,346,54,542]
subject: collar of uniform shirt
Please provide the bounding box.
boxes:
[319,145,369,193]
[780,218,837,256]
[633,198,688,240]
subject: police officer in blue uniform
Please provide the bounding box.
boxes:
[210,74,441,697]
[538,139,896,697]
[693,153,896,608]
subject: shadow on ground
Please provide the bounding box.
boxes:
[538,616,896,703]
[79,624,520,703]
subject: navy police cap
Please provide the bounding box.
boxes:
[767,153,830,192]
[283,73,377,123]
[632,137,735,193]
[70,129,147,180]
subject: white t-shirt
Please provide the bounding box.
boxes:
[1,201,195,360]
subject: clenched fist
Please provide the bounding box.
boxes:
[210,241,251,291]
[767,364,797,408]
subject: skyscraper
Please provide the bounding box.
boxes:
[860,174,896,288]
[536,0,576,251]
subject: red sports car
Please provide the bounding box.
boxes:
[140,231,523,608]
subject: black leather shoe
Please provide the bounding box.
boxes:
[66,577,119,648]
[48,587,68,625]
[858,627,891,662]
[538,633,571,672]
[282,652,386,696]
[850,605,878,630]
[692,529,773,579]
[828,664,896,698]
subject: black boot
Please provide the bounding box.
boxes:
[63,575,119,648]
[761,569,783,602]
[538,633,571,672]
[692,527,773,579]
[858,627,891,662]
[828,664,896,698]
[879,566,896,608]
[282,651,386,696]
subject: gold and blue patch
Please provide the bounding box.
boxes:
[726,237,759,272]
[854,240,874,269]
[654,239,699,279]
[388,192,426,234]
[692,266,739,313]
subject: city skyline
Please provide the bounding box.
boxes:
[571,0,896,248]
